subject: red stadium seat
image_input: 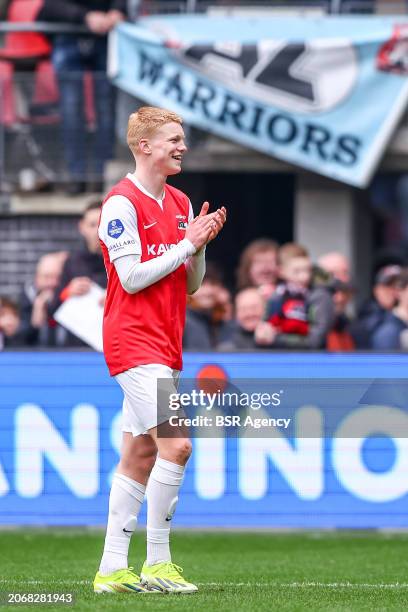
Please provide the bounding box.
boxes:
[0,61,16,126]
[0,0,97,186]
[0,0,51,61]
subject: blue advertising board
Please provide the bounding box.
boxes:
[109,16,408,187]
[1,352,408,527]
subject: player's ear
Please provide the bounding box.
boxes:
[139,138,152,155]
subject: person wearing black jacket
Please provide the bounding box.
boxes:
[37,1,128,195]
[371,269,408,350]
[18,251,68,346]
[49,201,107,345]
[350,265,402,349]
[217,287,266,351]
[183,266,234,350]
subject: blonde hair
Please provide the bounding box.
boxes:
[278,242,309,267]
[127,106,183,153]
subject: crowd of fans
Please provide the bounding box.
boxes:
[0,0,405,194]
[185,243,408,351]
[1,1,408,351]
[1,203,408,352]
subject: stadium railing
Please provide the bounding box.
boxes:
[138,1,405,15]
[0,1,406,193]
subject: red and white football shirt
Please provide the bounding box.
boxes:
[99,176,191,376]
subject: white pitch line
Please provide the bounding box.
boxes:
[2,581,408,589]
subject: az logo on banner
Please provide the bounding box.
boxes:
[182,40,357,114]
[109,16,408,187]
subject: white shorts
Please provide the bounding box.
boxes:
[115,363,180,437]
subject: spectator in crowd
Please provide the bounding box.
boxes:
[0,297,21,349]
[350,264,402,348]
[318,251,351,283]
[236,238,279,300]
[318,251,355,350]
[218,287,265,350]
[0,1,51,70]
[18,251,68,346]
[183,263,233,350]
[263,243,311,337]
[37,0,127,195]
[49,201,106,345]
[371,269,408,350]
[325,277,355,351]
[0,0,58,191]
[255,243,334,349]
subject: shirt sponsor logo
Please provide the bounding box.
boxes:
[108,219,124,238]
[108,239,136,252]
[176,214,187,219]
[147,243,177,256]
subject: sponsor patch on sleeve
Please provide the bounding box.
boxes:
[107,219,124,238]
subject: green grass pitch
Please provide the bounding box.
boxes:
[1,530,408,611]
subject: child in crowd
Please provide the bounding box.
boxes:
[255,243,334,349]
[264,243,311,336]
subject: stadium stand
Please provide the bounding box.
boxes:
[0,215,83,300]
[1,0,408,346]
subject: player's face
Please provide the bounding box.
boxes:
[148,122,187,176]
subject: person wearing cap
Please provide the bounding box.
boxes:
[371,269,408,350]
[350,265,402,349]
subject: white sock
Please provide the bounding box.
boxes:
[146,457,185,566]
[99,473,145,575]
